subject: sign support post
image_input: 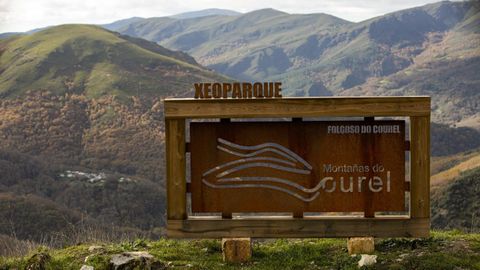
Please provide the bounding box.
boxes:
[410,116,430,219]
[165,119,187,220]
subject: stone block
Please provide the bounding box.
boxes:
[347,237,375,255]
[221,238,252,263]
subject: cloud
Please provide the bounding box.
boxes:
[0,0,13,28]
[0,0,445,33]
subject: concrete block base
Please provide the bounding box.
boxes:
[222,238,252,263]
[347,237,375,255]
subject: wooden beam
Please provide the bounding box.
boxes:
[167,217,429,238]
[165,119,187,220]
[410,115,431,219]
[164,97,431,119]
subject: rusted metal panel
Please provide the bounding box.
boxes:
[190,120,405,213]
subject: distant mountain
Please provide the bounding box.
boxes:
[170,8,241,19]
[102,17,145,31]
[106,1,480,128]
[0,32,22,39]
[0,24,226,99]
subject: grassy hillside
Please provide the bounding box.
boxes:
[1,231,479,269]
[108,1,480,128]
[112,8,352,83]
[432,148,480,175]
[0,24,226,99]
[432,168,480,231]
[431,153,480,186]
[430,147,480,231]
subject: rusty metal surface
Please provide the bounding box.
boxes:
[190,120,405,213]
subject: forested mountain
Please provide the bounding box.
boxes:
[0,24,227,241]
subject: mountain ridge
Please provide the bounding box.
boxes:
[104,0,480,128]
[0,24,227,99]
[170,8,241,19]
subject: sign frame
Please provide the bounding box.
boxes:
[164,97,430,238]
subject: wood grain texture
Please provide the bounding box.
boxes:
[410,116,431,218]
[166,217,430,238]
[164,97,431,119]
[190,121,406,213]
[165,119,187,220]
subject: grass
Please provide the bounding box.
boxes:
[1,231,479,269]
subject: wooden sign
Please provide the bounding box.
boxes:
[191,121,405,214]
[164,97,431,238]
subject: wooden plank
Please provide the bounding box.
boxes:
[410,115,431,218]
[362,122,376,218]
[164,97,431,119]
[190,121,406,213]
[166,119,187,220]
[166,217,430,238]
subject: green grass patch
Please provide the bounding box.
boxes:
[1,231,480,269]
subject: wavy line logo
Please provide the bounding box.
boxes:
[202,138,333,202]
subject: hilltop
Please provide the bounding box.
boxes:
[170,8,242,19]
[106,1,480,128]
[0,24,226,99]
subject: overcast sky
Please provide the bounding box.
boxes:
[0,0,449,33]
